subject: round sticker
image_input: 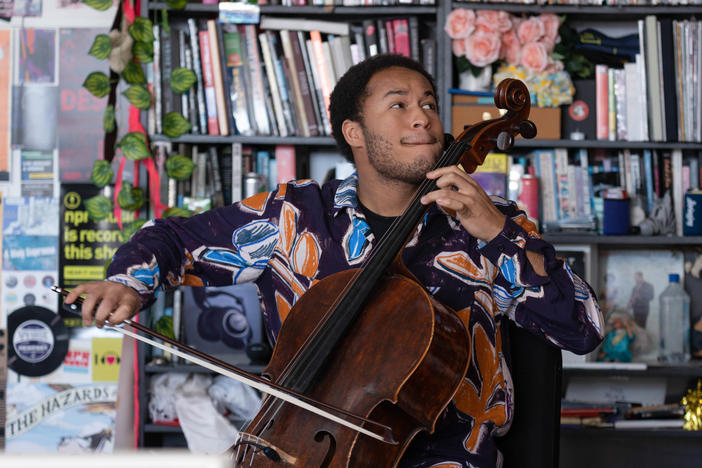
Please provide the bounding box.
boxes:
[8,306,69,377]
[568,100,590,122]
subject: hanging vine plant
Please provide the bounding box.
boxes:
[81,0,196,232]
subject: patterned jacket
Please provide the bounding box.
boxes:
[107,173,604,467]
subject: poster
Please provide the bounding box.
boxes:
[58,184,138,322]
[20,149,56,197]
[15,28,56,84]
[2,196,59,327]
[57,29,108,182]
[5,382,117,452]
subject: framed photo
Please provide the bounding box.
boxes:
[182,283,264,365]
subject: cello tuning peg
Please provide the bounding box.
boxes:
[496,131,514,151]
[518,120,537,139]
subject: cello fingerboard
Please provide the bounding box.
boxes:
[0,328,6,449]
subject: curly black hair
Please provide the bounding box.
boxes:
[329,54,438,162]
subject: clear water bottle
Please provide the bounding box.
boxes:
[659,273,691,363]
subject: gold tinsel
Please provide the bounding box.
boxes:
[682,379,702,431]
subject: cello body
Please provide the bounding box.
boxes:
[236,268,471,467]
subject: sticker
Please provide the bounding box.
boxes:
[8,305,69,377]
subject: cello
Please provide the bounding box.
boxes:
[232,78,537,467]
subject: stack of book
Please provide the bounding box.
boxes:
[148,16,433,138]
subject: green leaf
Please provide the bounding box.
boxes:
[119,132,151,160]
[128,17,155,43]
[122,60,146,85]
[91,160,114,188]
[85,195,113,221]
[122,85,152,109]
[88,34,112,60]
[104,104,115,133]
[162,112,191,138]
[120,218,148,243]
[165,154,196,180]
[165,0,187,9]
[83,71,111,98]
[133,41,154,64]
[170,68,196,94]
[82,0,112,11]
[153,315,175,338]
[162,206,193,218]
[117,182,146,211]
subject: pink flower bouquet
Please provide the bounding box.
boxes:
[445,8,575,107]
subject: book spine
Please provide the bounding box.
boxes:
[188,19,208,135]
[184,39,199,135]
[393,18,410,58]
[275,144,296,183]
[290,31,319,137]
[199,30,220,136]
[301,33,329,136]
[222,26,253,136]
[309,30,333,127]
[243,24,271,135]
[258,32,287,136]
[161,26,174,117]
[595,64,609,140]
[208,146,225,208]
[207,20,229,136]
[231,142,243,203]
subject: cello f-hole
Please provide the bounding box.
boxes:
[313,430,337,468]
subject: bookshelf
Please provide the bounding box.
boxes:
[134,2,702,465]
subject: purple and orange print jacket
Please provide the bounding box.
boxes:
[107,173,603,467]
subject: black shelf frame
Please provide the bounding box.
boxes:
[148,3,438,15]
[513,139,702,150]
[451,2,702,17]
[563,363,702,378]
[560,427,702,438]
[543,234,702,246]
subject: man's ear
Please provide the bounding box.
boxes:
[342,119,364,149]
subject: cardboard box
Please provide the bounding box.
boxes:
[451,95,561,140]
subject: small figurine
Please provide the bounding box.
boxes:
[682,379,702,431]
[598,311,636,362]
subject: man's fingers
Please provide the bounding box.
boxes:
[95,297,117,328]
[65,283,87,304]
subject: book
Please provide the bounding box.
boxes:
[595,64,609,140]
[309,30,333,128]
[275,145,296,184]
[198,30,220,136]
[207,20,229,136]
[242,24,271,135]
[258,32,287,137]
[221,24,253,136]
[280,29,310,137]
[187,18,208,135]
[259,16,350,35]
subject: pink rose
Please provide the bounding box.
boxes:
[501,30,522,65]
[452,38,467,57]
[540,36,556,54]
[517,17,545,44]
[476,10,513,34]
[539,13,561,41]
[465,30,501,67]
[445,8,476,39]
[520,41,548,73]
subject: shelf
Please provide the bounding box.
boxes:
[150,134,337,146]
[144,363,265,374]
[560,427,702,438]
[148,3,437,15]
[452,2,702,17]
[144,423,184,433]
[543,234,702,246]
[513,139,702,150]
[564,362,702,378]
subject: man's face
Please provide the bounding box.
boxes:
[355,67,444,185]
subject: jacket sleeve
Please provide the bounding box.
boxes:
[105,190,284,309]
[477,198,604,355]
